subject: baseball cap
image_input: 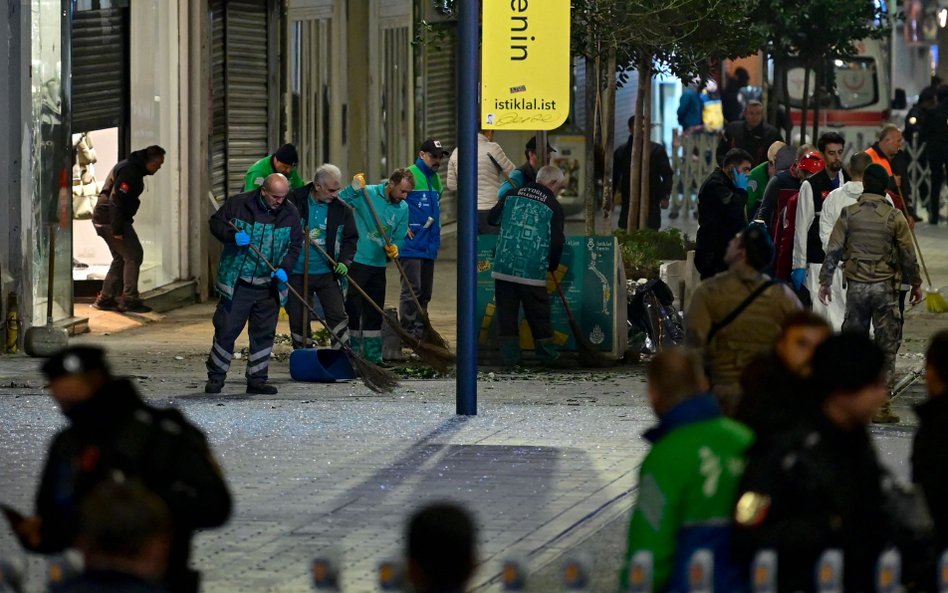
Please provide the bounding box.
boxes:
[526,136,556,153]
[419,138,449,156]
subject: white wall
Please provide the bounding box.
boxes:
[129,0,183,292]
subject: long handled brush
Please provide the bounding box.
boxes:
[301,225,312,347]
[227,222,399,393]
[895,187,948,312]
[309,240,455,372]
[550,273,617,368]
[358,187,452,351]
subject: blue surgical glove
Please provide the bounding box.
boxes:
[234,230,251,246]
[271,268,288,283]
[790,268,806,291]
[732,169,749,191]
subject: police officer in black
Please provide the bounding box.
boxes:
[2,347,231,593]
[92,146,166,313]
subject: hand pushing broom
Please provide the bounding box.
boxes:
[227,221,399,393]
[549,273,617,368]
[308,239,454,372]
[357,185,452,353]
[894,186,948,312]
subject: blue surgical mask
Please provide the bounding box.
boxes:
[732,169,749,190]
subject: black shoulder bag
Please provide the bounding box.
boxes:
[705,280,776,346]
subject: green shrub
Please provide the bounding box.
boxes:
[614,228,688,280]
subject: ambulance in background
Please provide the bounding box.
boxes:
[785,38,892,156]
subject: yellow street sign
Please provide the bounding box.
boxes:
[481,0,570,130]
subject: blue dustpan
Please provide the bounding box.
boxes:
[289,348,356,382]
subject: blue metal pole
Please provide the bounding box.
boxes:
[456,0,478,416]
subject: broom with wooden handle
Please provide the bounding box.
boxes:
[486,155,616,367]
[227,221,399,393]
[357,185,452,352]
[894,185,948,312]
[309,239,454,371]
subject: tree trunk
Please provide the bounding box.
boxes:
[638,62,653,230]
[780,60,793,143]
[585,55,598,234]
[799,65,810,146]
[811,61,822,143]
[626,56,647,232]
[600,47,618,235]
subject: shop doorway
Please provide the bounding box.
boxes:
[70,2,129,302]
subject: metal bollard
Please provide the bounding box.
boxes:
[47,552,82,588]
[938,549,948,593]
[625,550,653,593]
[687,549,713,593]
[751,549,777,593]
[377,559,404,592]
[875,548,901,593]
[501,557,527,591]
[562,554,590,591]
[311,556,340,591]
[815,549,843,593]
[0,557,24,593]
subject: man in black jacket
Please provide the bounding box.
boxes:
[611,116,673,230]
[913,330,948,552]
[206,173,302,395]
[737,311,830,437]
[733,335,900,593]
[715,101,782,167]
[695,148,753,279]
[91,146,165,313]
[2,347,231,593]
[286,164,358,349]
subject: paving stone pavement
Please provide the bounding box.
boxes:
[2,218,947,593]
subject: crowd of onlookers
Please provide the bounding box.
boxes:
[621,323,948,593]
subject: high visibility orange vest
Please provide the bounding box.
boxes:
[865,146,894,176]
[865,146,908,212]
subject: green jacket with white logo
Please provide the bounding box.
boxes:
[620,394,753,593]
[488,181,565,286]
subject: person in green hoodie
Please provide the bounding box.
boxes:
[243,143,306,191]
[620,347,753,593]
[338,169,411,363]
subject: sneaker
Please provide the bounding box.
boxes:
[204,379,224,394]
[246,381,278,395]
[120,300,153,314]
[92,297,119,311]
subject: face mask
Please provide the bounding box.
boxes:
[732,169,749,190]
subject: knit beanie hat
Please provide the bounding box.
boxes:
[273,143,299,165]
[862,163,889,195]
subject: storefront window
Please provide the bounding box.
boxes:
[30,0,72,323]
[128,0,180,292]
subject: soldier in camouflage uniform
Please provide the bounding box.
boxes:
[819,163,923,423]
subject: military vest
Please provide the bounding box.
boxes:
[842,195,900,282]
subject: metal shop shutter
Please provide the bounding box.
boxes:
[224,0,270,195]
[209,0,226,201]
[208,0,272,199]
[71,7,127,132]
[421,27,457,154]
